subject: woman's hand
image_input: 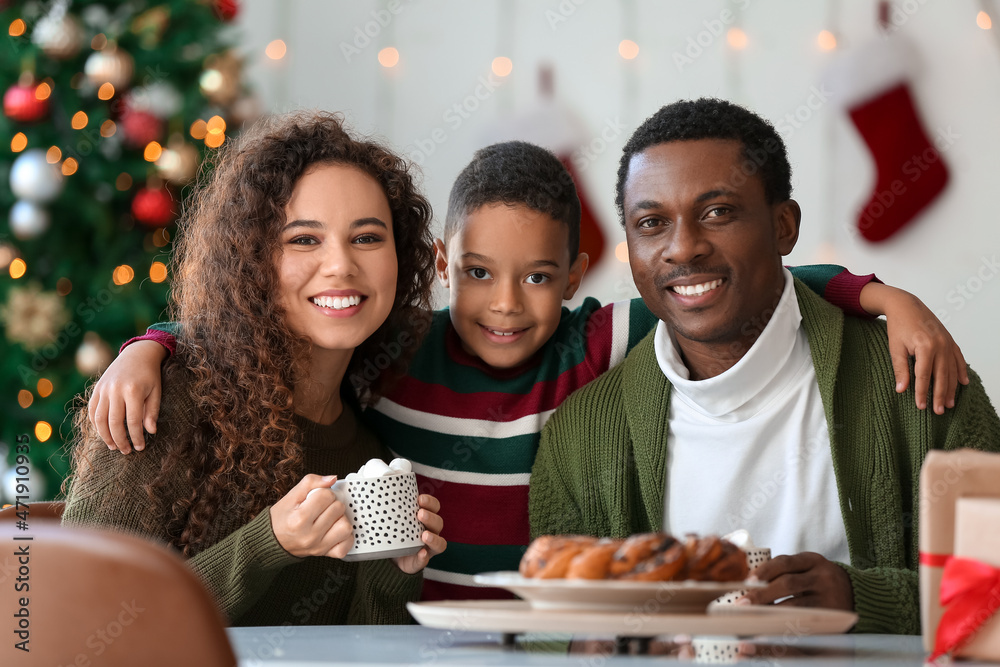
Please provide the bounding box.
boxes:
[88,340,168,453]
[859,283,969,413]
[270,475,354,559]
[393,494,446,574]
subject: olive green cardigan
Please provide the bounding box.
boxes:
[530,279,1000,634]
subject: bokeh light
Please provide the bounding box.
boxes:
[17,390,32,409]
[37,378,53,397]
[71,111,89,129]
[615,241,629,263]
[492,56,513,77]
[265,39,287,60]
[150,261,168,283]
[35,421,53,442]
[378,47,400,68]
[11,132,27,152]
[9,258,27,279]
[619,39,640,60]
[727,28,748,50]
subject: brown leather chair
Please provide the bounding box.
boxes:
[0,521,236,666]
[0,500,64,521]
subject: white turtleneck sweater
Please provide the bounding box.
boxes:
[654,269,850,563]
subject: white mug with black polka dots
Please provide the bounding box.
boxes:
[711,546,771,606]
[332,471,426,562]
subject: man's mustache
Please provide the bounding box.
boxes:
[653,266,731,291]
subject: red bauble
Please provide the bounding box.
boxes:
[3,84,49,123]
[119,108,163,148]
[214,0,239,21]
[131,187,176,227]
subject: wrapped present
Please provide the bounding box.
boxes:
[920,449,1000,661]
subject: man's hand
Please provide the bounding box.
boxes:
[738,552,854,610]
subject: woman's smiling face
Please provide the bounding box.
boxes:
[277,163,398,357]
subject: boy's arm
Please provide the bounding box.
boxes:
[90,340,169,454]
[789,264,967,414]
[858,283,968,414]
[120,320,180,355]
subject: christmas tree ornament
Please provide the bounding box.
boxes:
[125,82,183,120]
[3,83,49,122]
[200,51,241,106]
[156,136,200,184]
[0,283,69,351]
[84,44,135,89]
[9,200,51,240]
[75,332,114,376]
[214,0,240,21]
[32,4,84,60]
[826,36,949,243]
[131,5,171,48]
[131,186,176,227]
[3,466,47,504]
[119,107,164,148]
[10,149,65,203]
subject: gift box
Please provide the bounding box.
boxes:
[919,448,1000,661]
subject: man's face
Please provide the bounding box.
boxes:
[622,139,799,355]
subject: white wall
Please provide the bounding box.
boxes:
[237,0,1000,402]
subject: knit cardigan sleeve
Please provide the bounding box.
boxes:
[838,366,1000,635]
[61,378,299,622]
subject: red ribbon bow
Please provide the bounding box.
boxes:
[930,557,1000,660]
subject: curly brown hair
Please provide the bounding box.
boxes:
[70,110,434,555]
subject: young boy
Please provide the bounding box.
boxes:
[92,141,966,601]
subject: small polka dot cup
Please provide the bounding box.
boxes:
[711,547,771,606]
[332,472,425,562]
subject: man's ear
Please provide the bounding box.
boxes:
[562,252,590,300]
[774,200,801,256]
[432,238,451,287]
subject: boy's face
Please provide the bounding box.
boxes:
[435,203,588,369]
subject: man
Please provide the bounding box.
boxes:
[528,98,1000,634]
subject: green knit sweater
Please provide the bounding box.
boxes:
[529,279,1000,635]
[62,368,422,626]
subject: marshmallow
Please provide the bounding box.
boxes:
[388,458,412,474]
[361,458,392,478]
[723,529,755,551]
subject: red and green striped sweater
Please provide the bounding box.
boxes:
[131,265,874,601]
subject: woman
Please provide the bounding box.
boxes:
[62,111,446,626]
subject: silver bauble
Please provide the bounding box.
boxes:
[9,200,51,240]
[10,150,64,203]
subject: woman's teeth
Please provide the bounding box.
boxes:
[311,295,362,310]
[672,279,722,296]
[489,329,515,336]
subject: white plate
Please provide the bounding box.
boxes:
[473,572,767,613]
[408,599,858,638]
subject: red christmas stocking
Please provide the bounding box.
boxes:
[560,156,607,267]
[849,82,949,243]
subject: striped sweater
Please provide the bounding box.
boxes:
[136,265,874,601]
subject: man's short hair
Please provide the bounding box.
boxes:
[615,98,793,222]
[445,141,581,260]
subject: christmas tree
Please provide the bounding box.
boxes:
[0,0,251,502]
